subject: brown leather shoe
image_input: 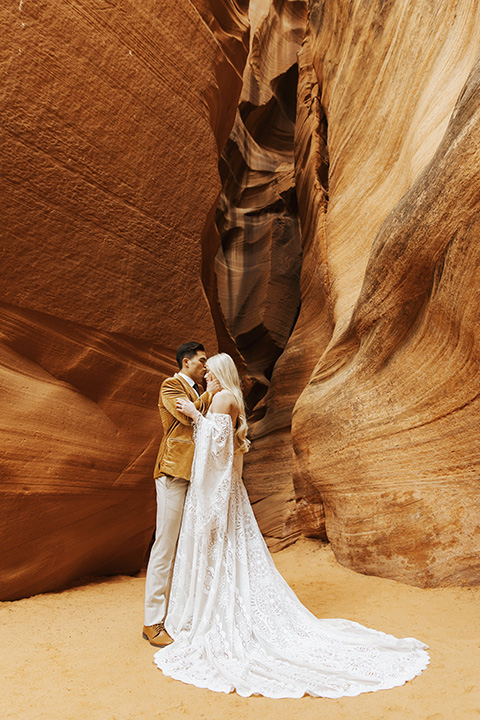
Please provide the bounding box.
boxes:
[142,623,173,647]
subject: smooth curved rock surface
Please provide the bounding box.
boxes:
[215,0,309,548]
[3,0,480,597]
[215,0,306,385]
[218,0,480,583]
[291,1,480,586]
[0,0,248,600]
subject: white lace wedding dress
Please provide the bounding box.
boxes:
[154,412,429,698]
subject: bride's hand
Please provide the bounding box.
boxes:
[206,373,222,395]
[176,398,197,419]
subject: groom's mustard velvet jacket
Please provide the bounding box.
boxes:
[153,374,212,481]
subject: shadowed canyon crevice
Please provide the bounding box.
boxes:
[215,0,315,549]
[217,0,480,584]
[1,0,480,598]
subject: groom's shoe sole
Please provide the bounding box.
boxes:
[142,627,174,647]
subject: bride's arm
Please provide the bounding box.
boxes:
[176,390,238,425]
[173,376,221,423]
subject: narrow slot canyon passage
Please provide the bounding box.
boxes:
[1,0,480,605]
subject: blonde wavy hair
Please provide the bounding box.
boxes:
[206,353,251,454]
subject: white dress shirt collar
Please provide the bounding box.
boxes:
[178,372,199,395]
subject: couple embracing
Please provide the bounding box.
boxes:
[142,342,429,699]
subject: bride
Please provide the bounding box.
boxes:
[153,353,429,698]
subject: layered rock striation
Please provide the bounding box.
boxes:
[2,0,480,597]
[215,0,310,548]
[0,0,248,600]
[290,0,480,586]
[217,0,480,585]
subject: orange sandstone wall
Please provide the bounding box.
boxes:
[217,0,480,586]
[3,0,480,597]
[291,1,480,586]
[215,0,311,549]
[0,0,248,600]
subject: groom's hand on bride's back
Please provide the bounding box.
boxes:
[206,376,222,395]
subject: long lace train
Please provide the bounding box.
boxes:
[154,413,429,698]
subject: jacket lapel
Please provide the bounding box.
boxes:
[175,373,197,401]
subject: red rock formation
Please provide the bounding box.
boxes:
[3,0,480,598]
[217,0,480,587]
[214,0,310,548]
[0,0,248,600]
[291,1,480,586]
[244,27,333,548]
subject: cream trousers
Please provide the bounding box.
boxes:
[144,474,188,626]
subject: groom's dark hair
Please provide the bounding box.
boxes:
[176,341,205,369]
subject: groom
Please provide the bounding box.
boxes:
[143,341,220,646]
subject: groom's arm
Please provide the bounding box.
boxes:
[160,379,211,426]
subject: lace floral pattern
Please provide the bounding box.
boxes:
[154,412,429,698]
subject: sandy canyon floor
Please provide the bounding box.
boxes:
[1,539,479,720]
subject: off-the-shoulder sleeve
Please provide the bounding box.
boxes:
[190,413,234,526]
